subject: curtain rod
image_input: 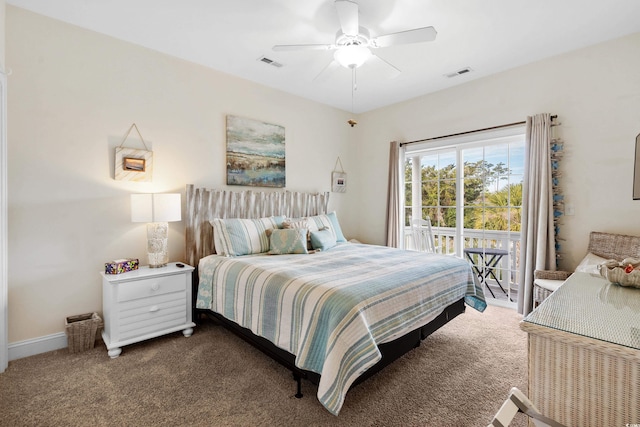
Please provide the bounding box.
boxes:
[400,115,558,147]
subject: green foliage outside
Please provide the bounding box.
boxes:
[405,159,522,231]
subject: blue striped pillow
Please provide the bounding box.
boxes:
[211,217,280,256]
[306,212,346,242]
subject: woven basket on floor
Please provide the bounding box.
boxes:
[65,312,102,353]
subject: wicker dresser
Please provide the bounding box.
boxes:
[521,272,640,427]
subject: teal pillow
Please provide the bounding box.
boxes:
[268,229,309,255]
[310,228,337,251]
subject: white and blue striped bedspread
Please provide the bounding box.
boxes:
[196,243,486,415]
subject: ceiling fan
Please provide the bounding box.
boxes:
[272,0,437,78]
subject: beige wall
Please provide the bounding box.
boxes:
[7,5,640,345]
[0,0,4,66]
[354,32,640,271]
[6,7,354,343]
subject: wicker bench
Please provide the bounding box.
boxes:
[533,231,640,306]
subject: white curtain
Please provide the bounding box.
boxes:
[518,114,557,316]
[386,141,405,247]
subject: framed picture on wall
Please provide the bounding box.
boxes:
[226,115,285,188]
[115,147,153,182]
[114,123,153,182]
[123,157,146,172]
[332,171,347,193]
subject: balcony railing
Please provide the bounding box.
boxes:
[404,227,520,304]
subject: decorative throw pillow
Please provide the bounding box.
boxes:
[310,227,337,251]
[283,218,312,248]
[210,217,279,256]
[306,212,346,243]
[282,218,309,230]
[268,229,309,255]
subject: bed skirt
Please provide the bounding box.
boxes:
[196,298,465,392]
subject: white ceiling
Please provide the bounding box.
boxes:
[7,0,640,113]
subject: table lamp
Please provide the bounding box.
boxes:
[130,193,181,268]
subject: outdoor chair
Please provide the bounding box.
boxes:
[410,218,437,253]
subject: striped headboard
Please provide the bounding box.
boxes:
[185,184,330,266]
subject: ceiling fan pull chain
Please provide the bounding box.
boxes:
[353,67,358,91]
[351,67,354,112]
[348,64,358,127]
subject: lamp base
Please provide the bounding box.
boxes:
[148,262,168,269]
[147,222,169,268]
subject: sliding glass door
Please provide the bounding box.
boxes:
[404,128,524,305]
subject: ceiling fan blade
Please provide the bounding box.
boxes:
[312,59,341,82]
[373,26,437,48]
[371,53,401,79]
[273,44,334,52]
[335,0,359,36]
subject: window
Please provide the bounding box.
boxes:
[404,127,525,305]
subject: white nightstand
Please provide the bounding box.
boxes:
[101,262,196,358]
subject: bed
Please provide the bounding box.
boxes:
[186,185,486,415]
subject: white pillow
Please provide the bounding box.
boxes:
[575,252,609,274]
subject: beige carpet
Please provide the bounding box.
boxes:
[0,305,528,427]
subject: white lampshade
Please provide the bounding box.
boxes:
[334,45,372,69]
[131,193,181,223]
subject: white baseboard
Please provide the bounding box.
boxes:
[8,332,68,361]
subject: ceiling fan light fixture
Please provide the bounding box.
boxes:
[334,44,371,69]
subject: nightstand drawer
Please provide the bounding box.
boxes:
[117,274,184,302]
[118,292,187,340]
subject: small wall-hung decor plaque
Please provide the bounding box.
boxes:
[332,171,347,193]
[115,123,153,182]
[332,157,347,193]
[226,115,285,188]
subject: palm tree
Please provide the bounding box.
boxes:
[470,183,522,231]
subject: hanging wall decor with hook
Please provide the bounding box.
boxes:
[332,157,347,193]
[114,123,153,182]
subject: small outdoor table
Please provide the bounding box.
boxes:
[464,247,509,298]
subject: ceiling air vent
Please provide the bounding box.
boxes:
[445,67,473,78]
[258,56,283,68]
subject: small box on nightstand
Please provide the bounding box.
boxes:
[104,258,139,274]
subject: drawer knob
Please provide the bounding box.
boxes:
[149,305,159,313]
[150,283,160,291]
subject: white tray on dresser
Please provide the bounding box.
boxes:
[521,272,640,427]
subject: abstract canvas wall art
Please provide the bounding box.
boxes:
[226,115,285,188]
